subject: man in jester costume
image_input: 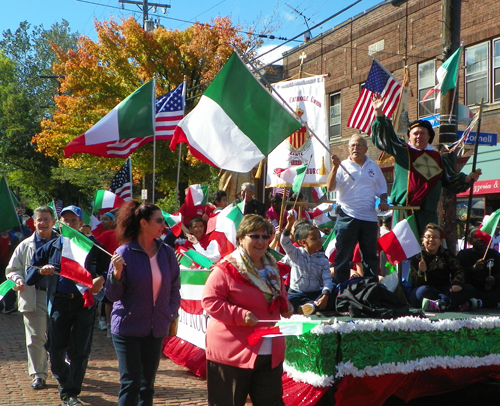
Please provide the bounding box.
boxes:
[370,93,481,236]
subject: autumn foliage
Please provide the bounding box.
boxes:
[33,16,256,192]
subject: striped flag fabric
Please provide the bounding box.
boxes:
[162,210,183,237]
[64,82,185,158]
[179,269,211,315]
[378,215,421,265]
[109,158,132,201]
[185,184,209,207]
[323,230,336,264]
[347,59,401,135]
[208,204,244,258]
[276,164,308,195]
[312,186,326,202]
[0,279,15,301]
[94,190,125,212]
[59,224,94,288]
[171,52,301,172]
[247,320,322,346]
[475,209,500,244]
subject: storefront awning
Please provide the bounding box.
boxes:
[457,142,500,197]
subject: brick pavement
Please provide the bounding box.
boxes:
[0,311,208,406]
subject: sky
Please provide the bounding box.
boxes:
[1,0,385,64]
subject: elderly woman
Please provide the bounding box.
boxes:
[410,223,476,312]
[105,200,181,406]
[202,214,293,406]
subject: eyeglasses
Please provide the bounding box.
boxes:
[154,218,166,224]
[349,143,367,148]
[190,225,204,230]
[246,234,271,241]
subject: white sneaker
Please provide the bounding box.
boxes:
[98,319,107,331]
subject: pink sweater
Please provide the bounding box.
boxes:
[201,260,287,369]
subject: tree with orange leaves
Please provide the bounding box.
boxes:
[34,16,261,205]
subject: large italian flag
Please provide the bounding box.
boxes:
[378,215,421,265]
[185,184,209,206]
[74,80,155,147]
[208,204,244,258]
[60,224,94,288]
[171,52,302,172]
[179,269,211,315]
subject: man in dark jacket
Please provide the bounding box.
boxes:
[26,205,109,406]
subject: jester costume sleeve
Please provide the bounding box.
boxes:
[371,115,471,234]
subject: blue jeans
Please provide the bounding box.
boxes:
[333,210,379,284]
[112,333,165,406]
[410,284,477,310]
[288,288,338,313]
[46,295,96,398]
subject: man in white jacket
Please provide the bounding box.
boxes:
[6,206,57,390]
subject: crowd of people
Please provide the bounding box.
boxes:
[1,98,498,406]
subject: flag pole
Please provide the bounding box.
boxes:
[174,78,188,213]
[128,157,133,200]
[152,77,157,204]
[235,49,355,182]
[464,98,485,245]
[292,156,312,212]
[448,43,463,125]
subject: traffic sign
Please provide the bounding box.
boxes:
[460,131,498,146]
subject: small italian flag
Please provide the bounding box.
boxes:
[60,224,94,288]
[179,269,211,315]
[422,47,461,102]
[0,279,15,301]
[162,210,183,237]
[323,230,336,264]
[184,249,214,270]
[94,190,125,212]
[171,52,301,173]
[476,208,500,244]
[276,164,308,195]
[185,184,209,207]
[247,320,322,346]
[378,215,421,265]
[208,204,244,258]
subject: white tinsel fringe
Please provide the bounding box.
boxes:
[285,354,500,386]
[311,315,500,335]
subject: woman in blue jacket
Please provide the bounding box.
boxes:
[105,200,181,406]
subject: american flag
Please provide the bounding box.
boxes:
[65,83,186,158]
[109,158,132,201]
[347,59,401,135]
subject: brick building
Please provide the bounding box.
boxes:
[282,0,500,219]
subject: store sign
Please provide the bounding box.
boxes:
[457,179,500,197]
[461,131,498,146]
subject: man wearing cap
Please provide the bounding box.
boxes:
[370,93,480,235]
[26,205,109,406]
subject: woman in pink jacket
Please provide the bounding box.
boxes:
[202,214,293,406]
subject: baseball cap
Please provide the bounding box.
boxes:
[60,205,82,220]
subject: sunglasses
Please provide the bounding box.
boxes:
[246,234,271,241]
[154,218,166,224]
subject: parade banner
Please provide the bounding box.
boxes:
[267,76,330,188]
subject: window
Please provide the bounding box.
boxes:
[465,43,489,105]
[329,92,341,140]
[418,60,435,117]
[494,39,500,102]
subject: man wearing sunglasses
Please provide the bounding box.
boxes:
[26,205,109,406]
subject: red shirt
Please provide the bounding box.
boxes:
[179,204,214,226]
[96,229,120,254]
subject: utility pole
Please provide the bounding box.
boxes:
[438,0,462,252]
[118,0,170,31]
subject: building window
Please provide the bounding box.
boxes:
[418,60,435,117]
[494,39,500,102]
[329,92,341,140]
[465,42,489,105]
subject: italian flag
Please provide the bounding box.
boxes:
[60,224,94,288]
[247,320,322,346]
[94,190,125,212]
[170,52,302,173]
[422,47,461,102]
[312,186,326,202]
[185,184,209,207]
[0,279,15,301]
[323,230,337,264]
[67,80,155,149]
[476,208,500,244]
[162,210,183,237]
[378,215,421,265]
[276,163,308,195]
[179,269,211,315]
[184,249,214,270]
[208,204,244,258]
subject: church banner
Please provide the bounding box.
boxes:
[267,76,330,188]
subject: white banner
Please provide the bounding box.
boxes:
[177,308,208,349]
[267,76,330,188]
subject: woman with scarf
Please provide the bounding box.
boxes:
[202,214,294,406]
